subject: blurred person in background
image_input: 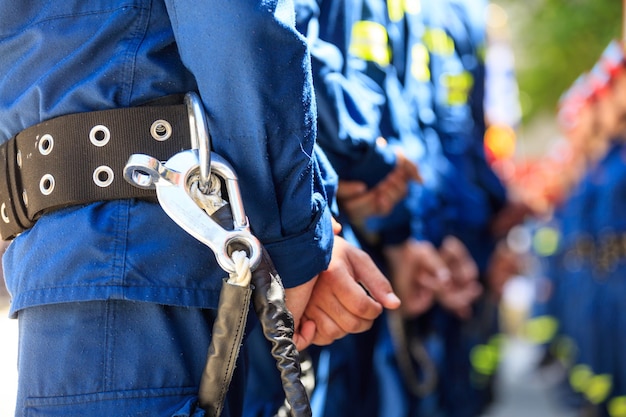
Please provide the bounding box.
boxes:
[530,39,626,417]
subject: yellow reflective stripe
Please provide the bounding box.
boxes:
[410,43,430,82]
[469,334,504,376]
[387,0,421,21]
[350,21,391,66]
[533,226,560,257]
[569,364,593,393]
[489,334,505,348]
[423,28,455,56]
[523,315,559,345]
[584,374,612,404]
[387,0,404,22]
[470,344,499,376]
[609,396,626,417]
[552,335,576,367]
[442,71,474,90]
[440,71,474,106]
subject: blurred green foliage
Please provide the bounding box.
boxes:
[499,0,622,124]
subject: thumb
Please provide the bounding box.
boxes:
[352,252,401,310]
[396,152,423,183]
[404,161,423,183]
[293,318,316,351]
[411,241,450,290]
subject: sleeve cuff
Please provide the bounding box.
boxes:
[343,143,396,188]
[263,200,334,288]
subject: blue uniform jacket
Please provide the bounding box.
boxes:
[0,0,334,318]
[340,0,430,246]
[306,0,398,188]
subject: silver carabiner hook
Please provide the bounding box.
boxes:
[124,149,262,274]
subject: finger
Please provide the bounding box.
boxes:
[440,235,464,259]
[415,244,451,290]
[374,193,398,217]
[349,249,401,310]
[401,287,435,318]
[453,306,472,320]
[341,190,378,220]
[375,191,404,216]
[448,284,481,320]
[328,272,386,322]
[304,307,350,346]
[439,281,483,313]
[373,160,416,213]
[438,292,467,313]
[440,236,476,284]
[438,237,455,265]
[381,169,409,198]
[466,281,484,303]
[397,153,423,183]
[407,164,423,183]
[306,272,382,336]
[459,257,479,284]
[336,180,368,200]
[331,217,343,235]
[314,260,386,324]
[293,318,316,351]
[439,251,462,282]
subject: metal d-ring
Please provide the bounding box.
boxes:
[185,92,211,192]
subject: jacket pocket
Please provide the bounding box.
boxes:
[25,387,202,417]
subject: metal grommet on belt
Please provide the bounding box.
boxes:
[38,134,54,155]
[150,120,172,141]
[93,165,114,188]
[39,174,55,195]
[89,125,111,147]
[1,203,8,224]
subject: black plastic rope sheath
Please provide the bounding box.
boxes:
[199,281,253,417]
[251,248,312,417]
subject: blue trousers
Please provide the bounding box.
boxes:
[14,300,246,417]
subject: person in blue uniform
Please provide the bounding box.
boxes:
[428,2,510,415]
[339,2,492,417]
[535,40,626,417]
[529,72,598,414]
[304,2,448,416]
[368,1,531,416]
[583,42,626,417]
[0,1,403,416]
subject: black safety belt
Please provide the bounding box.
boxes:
[0,95,189,240]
